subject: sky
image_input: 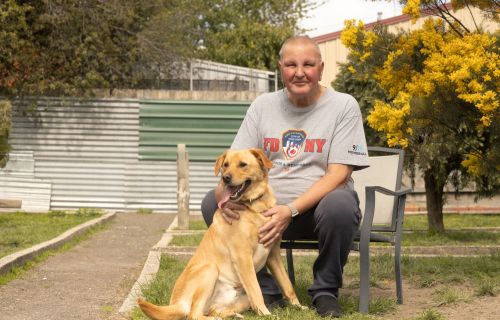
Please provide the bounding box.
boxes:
[300,0,405,37]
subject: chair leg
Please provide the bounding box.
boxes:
[286,248,295,285]
[358,243,370,313]
[395,243,403,304]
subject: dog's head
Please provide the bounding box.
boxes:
[214,148,273,207]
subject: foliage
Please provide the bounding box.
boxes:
[340,1,499,232]
[333,22,397,146]
[0,0,309,165]
[0,0,311,98]
[399,0,500,26]
[0,0,202,97]
[197,0,312,70]
[0,100,11,167]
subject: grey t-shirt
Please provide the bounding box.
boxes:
[231,87,369,205]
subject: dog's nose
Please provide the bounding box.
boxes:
[222,174,232,184]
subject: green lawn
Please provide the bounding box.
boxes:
[170,213,500,247]
[134,214,500,319]
[132,253,500,320]
[0,209,102,259]
[403,213,500,230]
[185,213,500,231]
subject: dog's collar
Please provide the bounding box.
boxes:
[243,192,265,205]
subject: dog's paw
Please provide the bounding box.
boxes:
[291,302,308,310]
[234,313,244,319]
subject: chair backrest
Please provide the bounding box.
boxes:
[351,147,404,232]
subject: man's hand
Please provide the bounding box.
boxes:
[220,202,246,224]
[258,205,292,247]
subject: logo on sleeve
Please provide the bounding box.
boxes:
[348,144,367,156]
[282,129,307,160]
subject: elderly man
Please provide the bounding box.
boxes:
[202,35,369,317]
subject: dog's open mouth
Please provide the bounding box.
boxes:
[218,179,251,209]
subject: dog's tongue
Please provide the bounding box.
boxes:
[218,186,236,209]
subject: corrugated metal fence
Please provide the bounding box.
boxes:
[0,98,249,212]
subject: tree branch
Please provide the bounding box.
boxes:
[464,0,480,32]
[427,1,464,37]
[438,0,471,33]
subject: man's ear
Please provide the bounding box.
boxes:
[214,151,227,176]
[249,148,273,170]
[320,61,324,81]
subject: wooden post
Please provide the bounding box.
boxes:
[0,199,22,208]
[177,144,190,230]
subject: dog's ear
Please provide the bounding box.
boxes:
[214,151,227,176]
[250,148,273,170]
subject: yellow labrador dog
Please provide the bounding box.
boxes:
[138,148,304,319]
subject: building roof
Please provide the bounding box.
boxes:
[312,2,453,43]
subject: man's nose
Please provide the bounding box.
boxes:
[295,66,305,77]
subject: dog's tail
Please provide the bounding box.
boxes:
[137,298,186,320]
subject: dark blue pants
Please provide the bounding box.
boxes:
[201,187,361,302]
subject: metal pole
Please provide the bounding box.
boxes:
[189,61,193,91]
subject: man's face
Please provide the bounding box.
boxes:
[279,42,324,99]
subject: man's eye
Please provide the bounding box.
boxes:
[239,162,247,168]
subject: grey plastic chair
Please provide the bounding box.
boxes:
[280,147,412,313]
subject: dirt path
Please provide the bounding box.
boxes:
[0,212,175,320]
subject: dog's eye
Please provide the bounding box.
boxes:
[239,162,247,168]
[223,162,229,168]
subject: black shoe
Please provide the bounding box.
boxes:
[313,295,342,318]
[263,293,287,310]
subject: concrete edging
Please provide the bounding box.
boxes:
[0,211,117,276]
[119,216,179,315]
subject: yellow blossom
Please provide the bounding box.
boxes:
[367,98,411,148]
[403,0,422,23]
[341,19,360,49]
[461,153,481,175]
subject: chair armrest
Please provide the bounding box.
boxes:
[367,186,412,197]
[359,186,412,246]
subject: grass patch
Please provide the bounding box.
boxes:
[132,254,396,320]
[169,233,204,247]
[404,213,500,230]
[343,254,500,291]
[171,228,500,248]
[187,219,208,230]
[412,309,446,320]
[172,219,207,231]
[172,214,500,248]
[400,230,500,246]
[136,208,153,215]
[133,252,499,319]
[0,210,103,259]
[433,286,467,306]
[474,279,498,297]
[0,222,107,286]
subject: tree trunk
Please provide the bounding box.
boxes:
[424,170,445,233]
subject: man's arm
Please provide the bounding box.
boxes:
[258,163,353,247]
[293,163,353,213]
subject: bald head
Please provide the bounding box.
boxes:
[279,36,322,62]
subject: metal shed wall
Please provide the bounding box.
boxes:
[1,98,249,212]
[139,100,249,161]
